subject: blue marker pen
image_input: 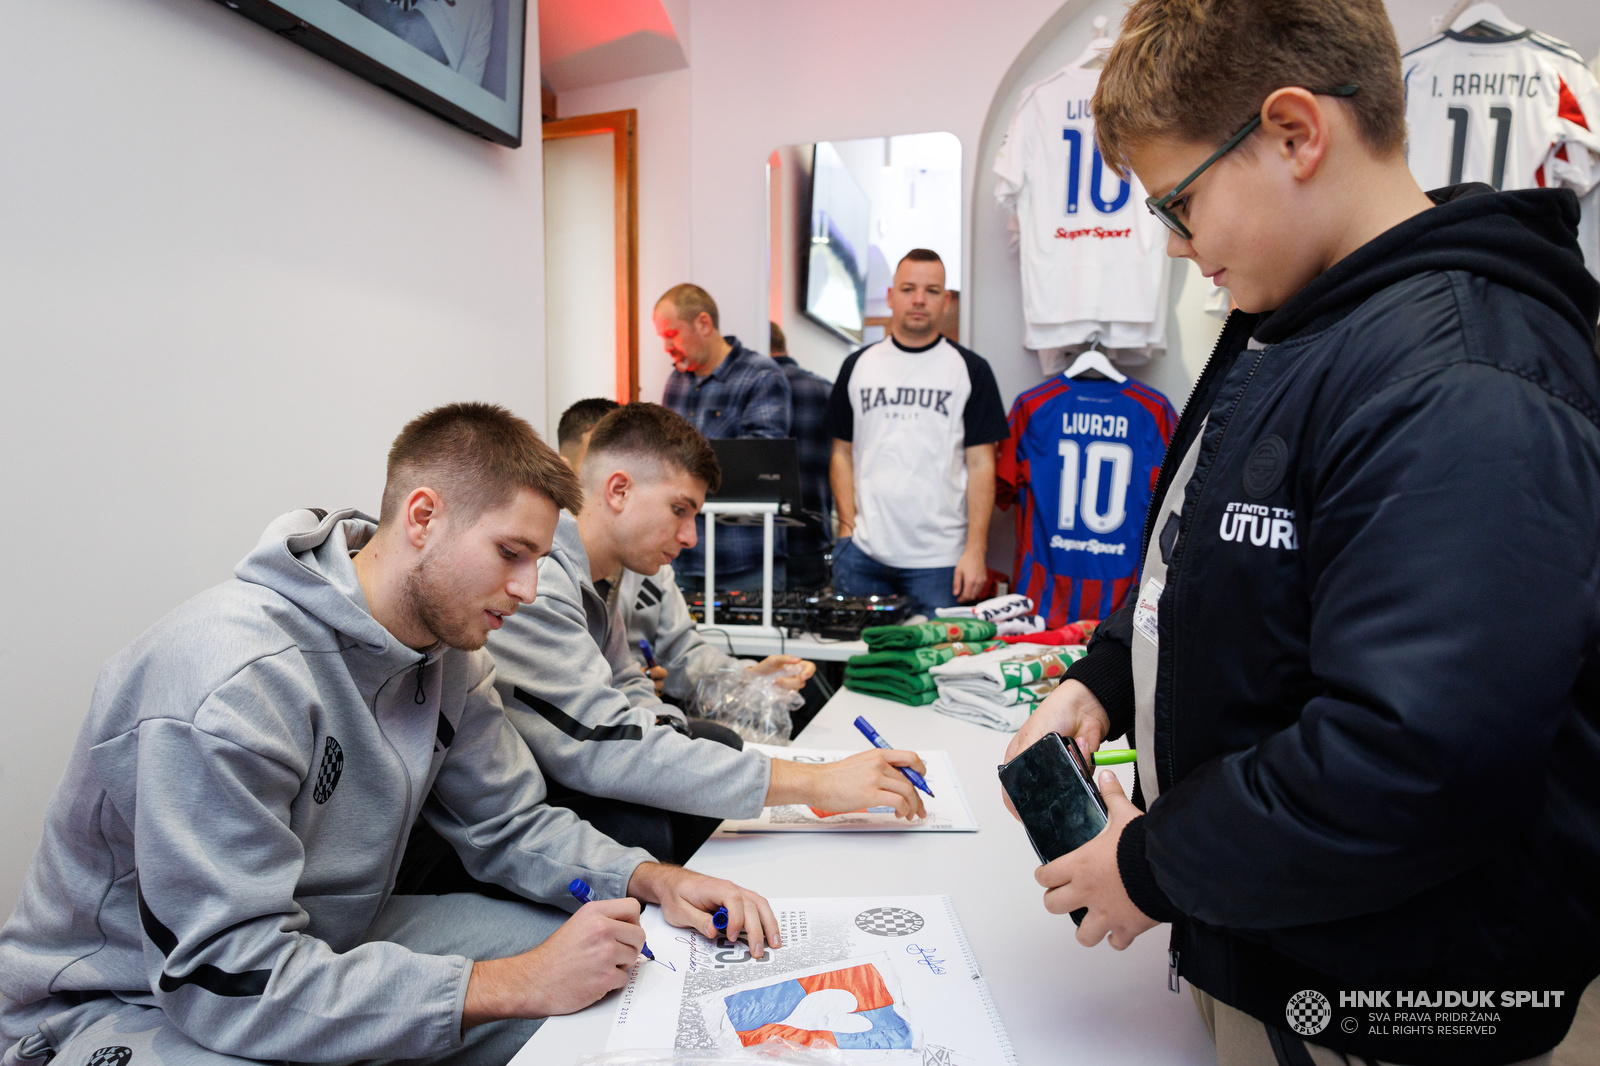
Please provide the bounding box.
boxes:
[853,716,934,798]
[638,638,657,670]
[712,906,729,931]
[568,878,660,965]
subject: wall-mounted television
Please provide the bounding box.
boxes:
[803,141,873,343]
[210,0,526,147]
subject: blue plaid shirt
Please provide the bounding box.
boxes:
[663,337,792,579]
[773,355,834,557]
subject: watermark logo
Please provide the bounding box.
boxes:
[1287,990,1332,1036]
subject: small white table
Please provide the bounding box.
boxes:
[511,690,1214,1066]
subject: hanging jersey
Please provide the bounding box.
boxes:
[993,65,1170,351]
[996,374,1176,626]
[1402,30,1600,195]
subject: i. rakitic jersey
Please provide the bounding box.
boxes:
[1402,30,1600,194]
[996,374,1176,625]
[993,64,1170,351]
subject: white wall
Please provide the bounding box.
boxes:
[0,0,547,914]
[545,132,620,425]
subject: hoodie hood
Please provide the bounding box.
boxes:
[234,507,396,655]
[550,508,593,587]
[1257,184,1600,346]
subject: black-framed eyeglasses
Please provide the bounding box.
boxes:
[1145,84,1360,240]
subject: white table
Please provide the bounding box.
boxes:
[513,689,1215,1066]
[696,627,866,662]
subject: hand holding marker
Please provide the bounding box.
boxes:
[853,716,934,797]
[568,878,668,969]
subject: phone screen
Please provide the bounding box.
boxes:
[997,733,1110,865]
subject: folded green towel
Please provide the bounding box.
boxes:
[843,665,938,696]
[841,675,941,706]
[845,639,1001,672]
[862,619,998,649]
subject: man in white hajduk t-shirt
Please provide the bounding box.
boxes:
[826,249,1010,616]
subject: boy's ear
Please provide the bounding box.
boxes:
[1260,87,1332,180]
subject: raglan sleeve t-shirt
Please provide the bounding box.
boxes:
[829,337,1010,569]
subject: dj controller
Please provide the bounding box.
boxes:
[685,588,913,639]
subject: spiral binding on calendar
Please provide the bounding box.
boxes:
[941,894,1021,1065]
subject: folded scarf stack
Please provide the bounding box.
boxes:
[843,626,1001,705]
[858,618,999,649]
[927,643,1088,731]
[936,594,1049,637]
[998,619,1100,645]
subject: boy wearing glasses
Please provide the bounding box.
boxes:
[1004,1,1600,1064]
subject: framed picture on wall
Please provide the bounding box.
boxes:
[212,0,527,146]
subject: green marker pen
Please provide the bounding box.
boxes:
[1093,749,1137,766]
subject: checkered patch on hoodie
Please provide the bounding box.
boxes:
[312,737,343,804]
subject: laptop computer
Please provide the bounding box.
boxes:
[706,438,804,524]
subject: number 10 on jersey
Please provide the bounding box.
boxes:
[1058,439,1134,533]
[1063,129,1131,215]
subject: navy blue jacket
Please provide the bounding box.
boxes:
[1065,185,1600,1065]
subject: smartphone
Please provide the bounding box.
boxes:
[998,733,1110,923]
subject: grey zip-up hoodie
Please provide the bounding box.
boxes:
[487,512,770,818]
[616,564,746,704]
[0,509,651,1066]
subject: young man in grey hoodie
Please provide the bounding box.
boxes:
[0,403,778,1066]
[482,403,927,866]
[554,397,815,705]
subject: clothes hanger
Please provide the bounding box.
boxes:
[1062,332,1127,382]
[1069,16,1116,71]
[1439,1,1524,39]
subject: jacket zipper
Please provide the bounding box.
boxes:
[1148,335,1269,999]
[1159,345,1268,797]
[378,654,428,893]
[1132,314,1245,810]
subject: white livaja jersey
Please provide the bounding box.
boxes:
[1402,30,1600,195]
[994,65,1169,351]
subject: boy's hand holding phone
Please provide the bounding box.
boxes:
[1000,733,1161,950]
[1034,769,1160,950]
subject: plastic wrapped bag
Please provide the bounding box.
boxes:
[578,1041,850,1065]
[694,664,805,746]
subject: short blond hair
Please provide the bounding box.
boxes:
[656,283,720,330]
[1093,0,1406,174]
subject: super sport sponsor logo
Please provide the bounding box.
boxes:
[1049,535,1125,555]
[1053,226,1132,240]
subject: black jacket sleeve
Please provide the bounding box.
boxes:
[1063,600,1136,742]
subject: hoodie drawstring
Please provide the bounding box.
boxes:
[413,661,427,705]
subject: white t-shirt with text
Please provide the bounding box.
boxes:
[827,337,1010,569]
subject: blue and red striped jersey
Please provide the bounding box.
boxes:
[997,374,1177,625]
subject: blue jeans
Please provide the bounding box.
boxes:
[832,538,957,618]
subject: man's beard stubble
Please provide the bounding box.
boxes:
[403,548,485,652]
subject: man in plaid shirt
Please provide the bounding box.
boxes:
[656,284,792,591]
[768,321,834,591]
